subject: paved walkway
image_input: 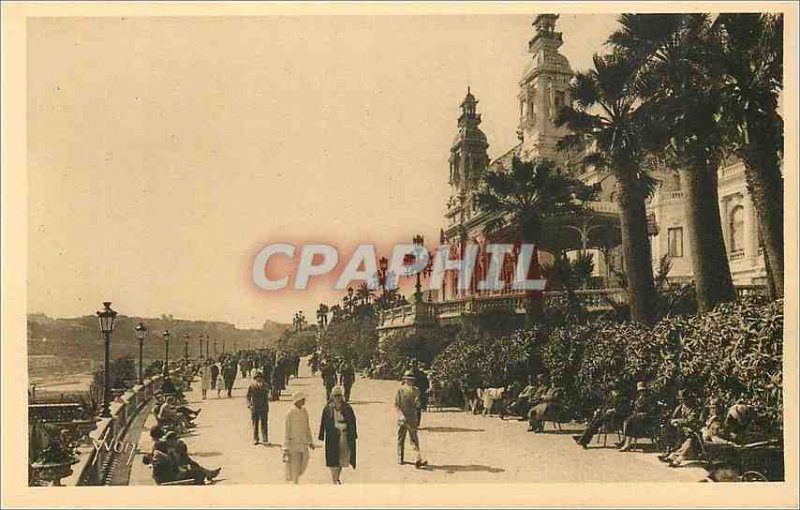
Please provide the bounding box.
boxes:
[130,360,707,485]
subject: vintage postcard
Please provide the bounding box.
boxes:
[2,1,798,508]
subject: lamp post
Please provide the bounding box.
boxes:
[378,256,389,292]
[205,334,210,360]
[96,302,117,418]
[197,334,203,359]
[412,235,425,302]
[183,333,190,359]
[162,330,171,375]
[134,322,148,385]
[214,339,218,357]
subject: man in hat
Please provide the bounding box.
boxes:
[146,428,221,484]
[658,389,701,459]
[283,391,315,484]
[618,381,657,452]
[320,361,337,401]
[246,371,271,445]
[339,359,356,402]
[394,370,427,468]
[573,387,627,448]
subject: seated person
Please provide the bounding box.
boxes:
[144,428,220,484]
[507,376,537,420]
[658,389,702,459]
[156,399,195,431]
[527,377,563,433]
[573,388,627,448]
[664,396,734,467]
[618,381,658,452]
[166,396,201,421]
[159,377,187,401]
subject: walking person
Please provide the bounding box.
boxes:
[395,370,427,468]
[200,360,211,400]
[246,372,271,445]
[340,359,356,402]
[321,361,337,401]
[213,361,223,398]
[318,386,357,484]
[283,391,315,484]
[223,361,237,398]
[271,361,284,401]
[410,360,429,425]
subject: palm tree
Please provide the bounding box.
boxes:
[609,13,736,311]
[475,157,598,322]
[715,13,784,298]
[556,52,659,324]
[355,282,373,307]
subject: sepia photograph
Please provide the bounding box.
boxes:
[2,1,797,508]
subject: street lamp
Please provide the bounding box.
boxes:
[96,302,117,418]
[183,333,190,359]
[378,256,389,291]
[162,330,171,375]
[412,235,426,302]
[134,322,148,385]
[205,334,210,360]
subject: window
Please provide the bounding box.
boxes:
[668,227,683,257]
[730,205,745,253]
[555,90,565,109]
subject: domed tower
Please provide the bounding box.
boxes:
[516,14,573,161]
[448,87,490,196]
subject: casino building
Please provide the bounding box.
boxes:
[377,14,768,338]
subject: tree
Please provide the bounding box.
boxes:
[475,157,598,322]
[556,52,660,324]
[715,13,784,297]
[610,13,736,311]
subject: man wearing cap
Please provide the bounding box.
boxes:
[283,391,315,484]
[247,371,271,445]
[395,370,427,468]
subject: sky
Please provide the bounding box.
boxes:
[27,13,620,328]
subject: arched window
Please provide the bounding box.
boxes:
[730,205,745,253]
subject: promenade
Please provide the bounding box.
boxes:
[129,361,707,485]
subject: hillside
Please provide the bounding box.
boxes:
[27,313,290,363]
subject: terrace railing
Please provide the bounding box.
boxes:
[377,285,763,330]
[67,375,162,486]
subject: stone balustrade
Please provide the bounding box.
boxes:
[68,375,162,486]
[377,285,764,331]
[377,288,630,330]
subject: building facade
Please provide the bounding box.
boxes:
[376,13,768,339]
[441,14,768,294]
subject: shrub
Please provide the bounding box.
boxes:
[430,296,783,433]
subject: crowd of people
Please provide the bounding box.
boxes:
[143,346,776,485]
[143,349,438,485]
[144,347,302,485]
[445,369,777,478]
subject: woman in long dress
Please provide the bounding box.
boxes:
[318,386,357,484]
[200,361,211,399]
